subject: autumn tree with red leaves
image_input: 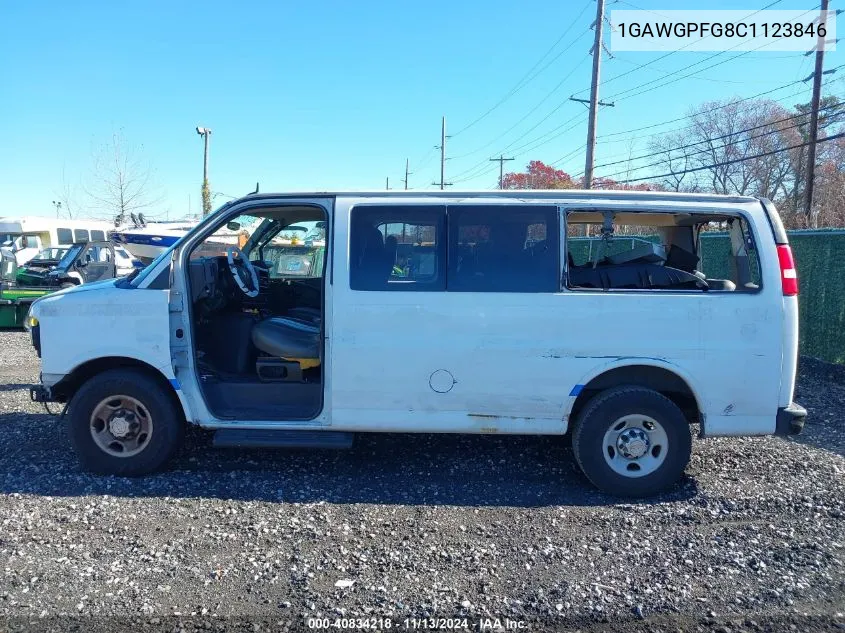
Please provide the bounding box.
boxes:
[500,160,576,189]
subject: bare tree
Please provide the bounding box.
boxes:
[640,95,845,228]
[647,129,696,192]
[55,164,80,220]
[85,130,163,225]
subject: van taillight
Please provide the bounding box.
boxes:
[776,244,798,296]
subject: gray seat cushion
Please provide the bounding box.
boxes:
[251,317,319,360]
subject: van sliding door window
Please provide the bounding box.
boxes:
[447,205,560,293]
[349,206,446,291]
[57,228,73,244]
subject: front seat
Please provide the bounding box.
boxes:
[251,316,320,369]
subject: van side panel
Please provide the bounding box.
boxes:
[330,198,783,437]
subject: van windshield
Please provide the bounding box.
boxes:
[129,201,233,287]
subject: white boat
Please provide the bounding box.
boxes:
[111,218,197,263]
[111,213,254,263]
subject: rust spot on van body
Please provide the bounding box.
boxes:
[468,413,534,421]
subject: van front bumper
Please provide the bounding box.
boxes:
[775,402,806,436]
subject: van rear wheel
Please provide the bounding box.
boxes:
[67,369,184,476]
[572,386,692,497]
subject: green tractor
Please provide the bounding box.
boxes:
[0,248,51,328]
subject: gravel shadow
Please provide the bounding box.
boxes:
[0,412,698,507]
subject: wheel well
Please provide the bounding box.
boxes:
[53,357,182,416]
[569,365,700,427]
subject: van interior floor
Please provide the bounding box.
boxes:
[199,375,322,420]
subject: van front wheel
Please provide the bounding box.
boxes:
[572,386,692,497]
[67,369,184,476]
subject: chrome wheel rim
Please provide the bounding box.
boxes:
[89,395,153,458]
[602,414,668,478]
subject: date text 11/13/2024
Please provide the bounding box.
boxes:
[306,617,528,629]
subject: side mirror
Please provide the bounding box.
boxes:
[227,221,241,231]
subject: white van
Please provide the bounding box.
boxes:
[26,191,806,497]
[0,217,116,265]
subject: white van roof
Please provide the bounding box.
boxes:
[228,189,761,205]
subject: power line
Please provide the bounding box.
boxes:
[610,52,797,85]
[450,52,591,161]
[585,72,844,168]
[552,144,588,167]
[596,80,804,142]
[597,112,832,182]
[451,112,588,183]
[603,4,820,104]
[446,2,827,187]
[616,131,845,184]
[450,0,593,138]
[592,69,844,159]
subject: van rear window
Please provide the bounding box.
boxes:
[566,212,761,292]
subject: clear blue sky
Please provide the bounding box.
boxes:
[0,1,841,219]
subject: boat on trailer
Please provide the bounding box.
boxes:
[110,214,198,264]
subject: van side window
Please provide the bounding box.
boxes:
[57,228,73,244]
[74,229,89,242]
[349,206,445,291]
[698,218,762,290]
[566,211,762,292]
[448,205,560,293]
[91,230,105,241]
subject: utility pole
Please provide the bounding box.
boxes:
[583,0,607,190]
[401,158,412,190]
[51,200,62,219]
[804,0,829,227]
[196,126,212,215]
[432,116,452,189]
[489,155,515,189]
[386,177,391,190]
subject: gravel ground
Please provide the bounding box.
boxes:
[0,330,843,633]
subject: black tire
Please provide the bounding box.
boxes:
[67,368,184,476]
[572,386,692,497]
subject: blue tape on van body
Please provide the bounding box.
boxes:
[569,384,584,397]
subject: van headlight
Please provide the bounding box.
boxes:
[24,314,38,331]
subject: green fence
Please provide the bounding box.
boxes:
[782,230,845,364]
[569,230,845,364]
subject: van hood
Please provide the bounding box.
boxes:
[57,278,120,295]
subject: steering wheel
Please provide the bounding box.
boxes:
[226,246,260,298]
